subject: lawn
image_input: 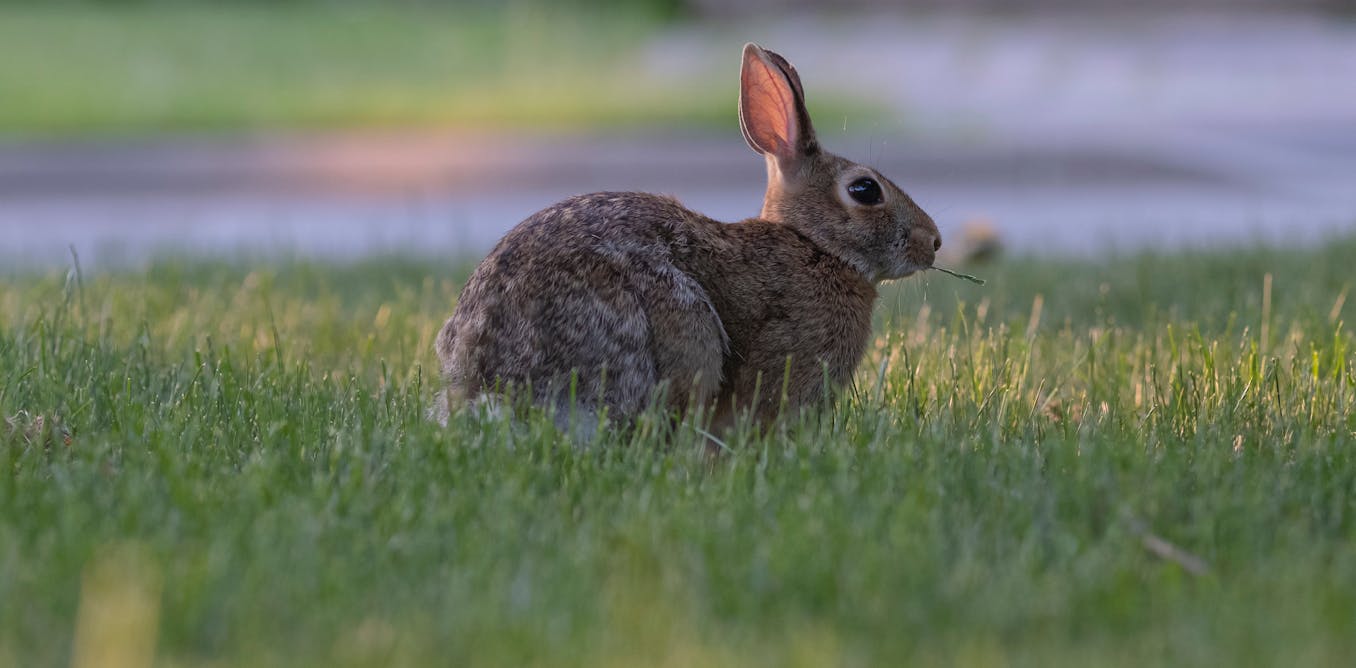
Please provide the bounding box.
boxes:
[0,3,875,136]
[0,3,719,135]
[1,238,1354,666]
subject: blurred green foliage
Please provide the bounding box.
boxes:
[0,0,688,11]
[0,2,727,134]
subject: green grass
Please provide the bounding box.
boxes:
[0,3,873,135]
[0,3,700,134]
[1,238,1354,666]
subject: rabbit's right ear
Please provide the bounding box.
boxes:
[739,43,819,170]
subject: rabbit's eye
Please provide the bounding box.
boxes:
[846,177,883,205]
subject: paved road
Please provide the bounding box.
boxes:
[3,12,1355,269]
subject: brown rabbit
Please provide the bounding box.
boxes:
[434,44,941,432]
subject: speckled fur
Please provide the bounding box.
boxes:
[434,44,941,430]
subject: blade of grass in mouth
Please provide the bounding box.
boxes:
[932,266,986,285]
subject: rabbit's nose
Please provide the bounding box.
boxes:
[914,229,940,253]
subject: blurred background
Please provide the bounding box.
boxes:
[3,0,1355,268]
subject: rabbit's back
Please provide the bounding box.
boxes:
[436,193,727,420]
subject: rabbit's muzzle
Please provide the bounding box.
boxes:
[911,227,942,268]
[900,209,942,274]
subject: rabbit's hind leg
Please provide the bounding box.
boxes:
[532,259,659,422]
[637,265,727,420]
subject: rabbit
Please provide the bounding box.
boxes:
[433,43,941,433]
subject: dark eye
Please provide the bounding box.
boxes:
[846,177,883,205]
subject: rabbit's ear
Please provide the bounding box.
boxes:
[740,44,819,167]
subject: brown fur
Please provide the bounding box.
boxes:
[434,44,941,432]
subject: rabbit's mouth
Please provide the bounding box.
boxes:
[896,246,938,278]
[881,257,932,281]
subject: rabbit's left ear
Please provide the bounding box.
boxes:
[739,44,819,169]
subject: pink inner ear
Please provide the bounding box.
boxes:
[743,55,798,157]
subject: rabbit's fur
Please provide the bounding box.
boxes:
[434,44,940,431]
